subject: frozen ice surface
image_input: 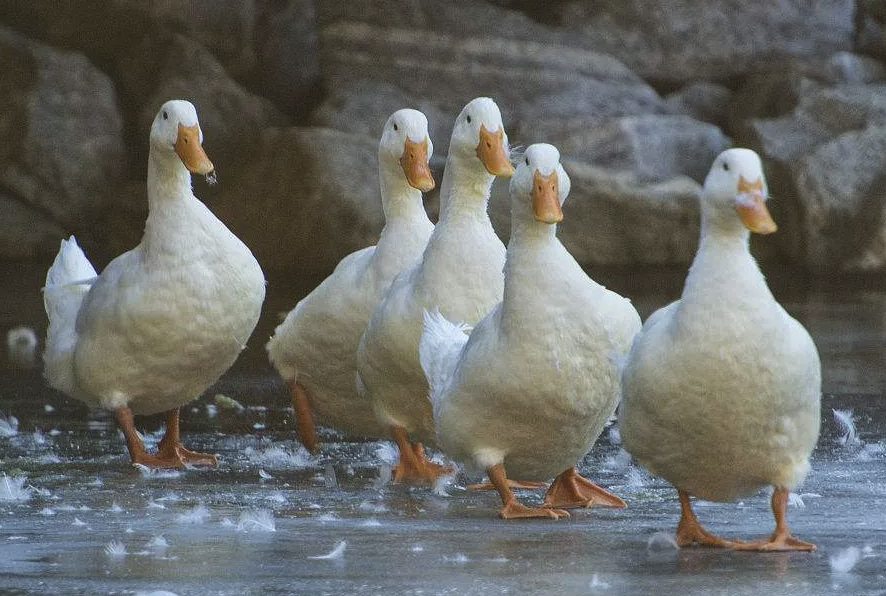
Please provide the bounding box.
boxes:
[0,340,884,596]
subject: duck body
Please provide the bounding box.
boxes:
[357,98,513,453]
[620,234,820,502]
[68,191,265,416]
[619,147,820,550]
[432,240,623,481]
[43,100,265,467]
[422,143,637,517]
[267,109,435,441]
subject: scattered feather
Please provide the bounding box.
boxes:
[0,474,33,501]
[72,518,87,527]
[0,414,19,437]
[146,535,168,549]
[590,574,610,590]
[830,546,862,573]
[833,409,861,447]
[109,502,124,513]
[308,540,346,560]
[237,509,276,532]
[133,464,181,479]
[214,394,245,412]
[205,403,218,418]
[375,442,398,465]
[646,532,679,551]
[6,326,38,369]
[258,469,273,480]
[245,445,314,469]
[44,404,55,413]
[788,492,805,508]
[175,505,210,524]
[324,463,338,489]
[104,540,128,557]
[38,507,56,516]
[411,545,424,552]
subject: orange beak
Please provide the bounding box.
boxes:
[532,170,563,224]
[399,137,435,192]
[735,175,777,234]
[476,125,515,177]
[174,123,214,176]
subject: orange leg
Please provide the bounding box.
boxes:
[543,466,627,510]
[488,463,569,520]
[289,380,319,454]
[675,490,737,548]
[734,487,816,552]
[157,408,218,467]
[116,407,216,469]
[389,426,453,486]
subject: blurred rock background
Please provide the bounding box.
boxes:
[1,0,885,278]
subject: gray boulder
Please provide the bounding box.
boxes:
[210,126,384,276]
[550,0,854,84]
[490,161,702,267]
[0,26,124,259]
[748,84,886,272]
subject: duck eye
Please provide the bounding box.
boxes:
[393,123,399,131]
[162,111,168,121]
[466,115,472,124]
[722,162,729,172]
[525,157,529,166]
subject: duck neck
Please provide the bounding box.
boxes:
[437,152,494,223]
[143,147,194,254]
[379,162,428,225]
[682,203,767,305]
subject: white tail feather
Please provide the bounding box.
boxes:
[43,236,96,395]
[419,308,470,421]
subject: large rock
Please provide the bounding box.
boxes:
[317,0,669,145]
[210,126,384,276]
[490,160,702,266]
[550,0,854,84]
[539,115,731,184]
[747,84,886,272]
[254,0,322,119]
[115,31,287,169]
[0,26,124,259]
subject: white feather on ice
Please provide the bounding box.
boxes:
[308,541,346,560]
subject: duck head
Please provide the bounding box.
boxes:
[702,148,775,234]
[511,143,570,225]
[449,97,514,177]
[380,109,435,192]
[150,100,216,184]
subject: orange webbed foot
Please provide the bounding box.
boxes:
[543,467,627,510]
[500,500,569,520]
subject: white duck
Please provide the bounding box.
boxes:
[620,148,820,551]
[420,144,639,518]
[266,109,436,453]
[43,100,266,469]
[356,97,514,485]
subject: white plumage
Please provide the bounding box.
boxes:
[420,144,640,517]
[266,109,435,445]
[620,148,821,550]
[42,100,265,467]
